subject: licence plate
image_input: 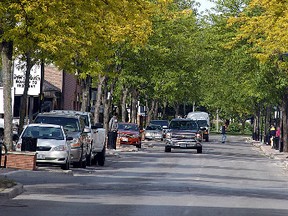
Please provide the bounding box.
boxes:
[180,144,186,148]
[122,137,128,142]
[37,154,45,159]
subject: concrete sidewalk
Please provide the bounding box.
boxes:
[250,139,288,169]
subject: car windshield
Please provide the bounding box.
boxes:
[197,120,208,127]
[150,120,169,127]
[22,126,64,140]
[146,125,162,130]
[118,123,139,131]
[34,116,80,132]
[169,120,198,130]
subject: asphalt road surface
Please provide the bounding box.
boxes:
[1,134,288,216]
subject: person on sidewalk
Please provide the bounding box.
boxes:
[274,126,281,150]
[108,113,118,149]
[269,124,276,148]
[221,123,227,143]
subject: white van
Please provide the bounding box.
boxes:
[186,112,210,141]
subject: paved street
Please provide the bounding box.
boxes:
[1,134,288,216]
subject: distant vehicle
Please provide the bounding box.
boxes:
[33,112,89,168]
[118,123,142,148]
[144,124,164,141]
[149,119,169,138]
[50,110,106,166]
[149,120,169,129]
[16,123,72,170]
[165,118,202,153]
[186,112,210,142]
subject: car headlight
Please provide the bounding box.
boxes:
[53,145,67,151]
[69,138,81,148]
[166,132,172,139]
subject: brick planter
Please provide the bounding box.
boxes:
[1,151,37,170]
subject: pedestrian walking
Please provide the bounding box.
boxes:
[221,123,227,143]
[269,124,276,148]
[108,113,118,149]
[274,126,280,150]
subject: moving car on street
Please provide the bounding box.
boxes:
[149,119,169,138]
[118,123,142,148]
[16,123,72,170]
[144,124,164,141]
[165,118,202,153]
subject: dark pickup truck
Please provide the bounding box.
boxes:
[164,118,202,153]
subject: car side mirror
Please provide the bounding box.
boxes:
[84,127,91,133]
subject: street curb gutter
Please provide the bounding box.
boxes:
[0,183,24,199]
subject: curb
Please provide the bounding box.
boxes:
[0,183,24,199]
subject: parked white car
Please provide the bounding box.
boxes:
[16,123,72,170]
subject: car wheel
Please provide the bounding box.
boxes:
[165,146,171,152]
[197,147,202,154]
[97,147,106,166]
[73,148,84,168]
[81,159,87,168]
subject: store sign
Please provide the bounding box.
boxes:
[13,59,41,96]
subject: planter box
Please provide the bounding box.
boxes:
[1,151,37,170]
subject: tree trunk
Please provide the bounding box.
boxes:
[80,76,91,112]
[153,100,158,120]
[174,103,180,118]
[1,40,13,150]
[240,118,246,135]
[102,77,116,134]
[281,91,288,152]
[131,89,138,124]
[121,87,128,122]
[146,99,155,126]
[18,53,34,134]
[93,75,105,123]
[162,101,167,119]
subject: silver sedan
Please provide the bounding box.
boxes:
[144,124,164,141]
[15,123,71,170]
